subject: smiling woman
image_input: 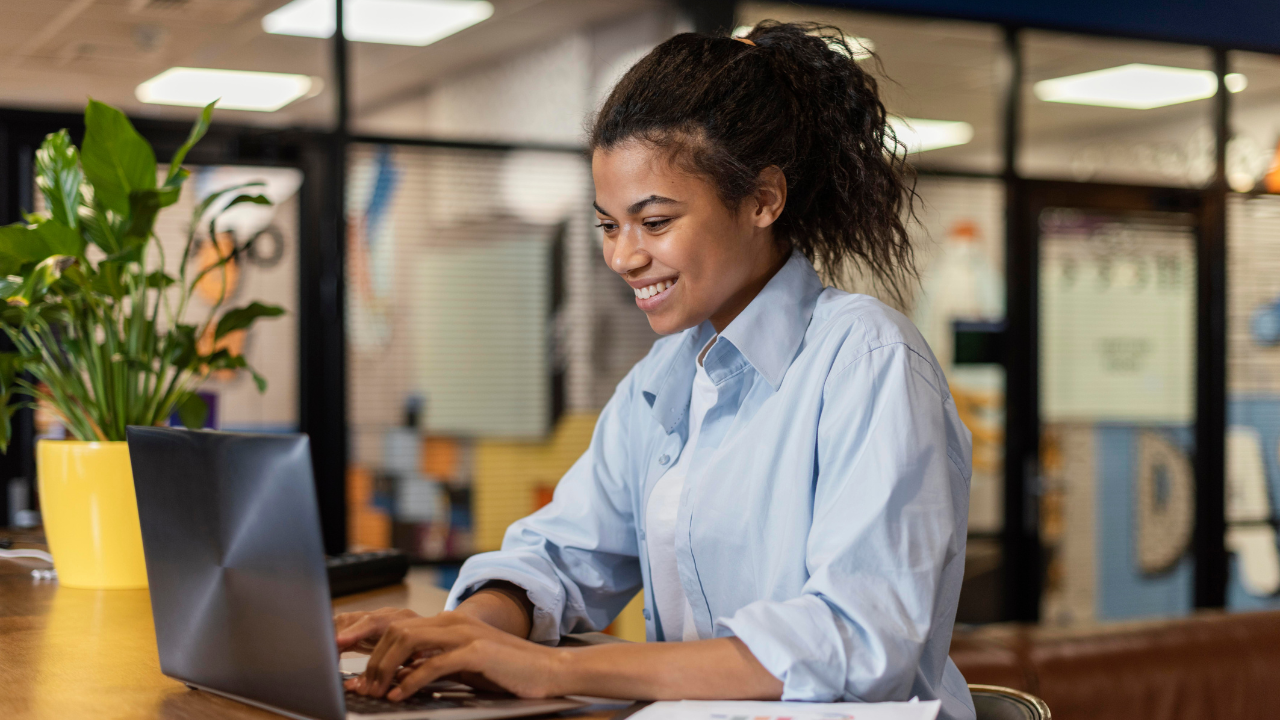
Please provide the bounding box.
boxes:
[337,21,977,720]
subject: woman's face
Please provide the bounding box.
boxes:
[592,140,787,335]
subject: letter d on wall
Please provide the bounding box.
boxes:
[1135,431,1194,575]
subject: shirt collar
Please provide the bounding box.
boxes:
[641,251,824,433]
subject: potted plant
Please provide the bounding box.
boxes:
[0,100,284,589]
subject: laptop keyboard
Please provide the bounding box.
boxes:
[344,691,464,714]
[340,674,516,715]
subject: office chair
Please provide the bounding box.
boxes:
[969,684,1051,720]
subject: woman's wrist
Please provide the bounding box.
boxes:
[452,583,534,638]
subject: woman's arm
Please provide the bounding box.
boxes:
[451,581,534,638]
[442,363,649,643]
[345,610,782,702]
[560,635,782,700]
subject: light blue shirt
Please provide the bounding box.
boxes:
[446,252,976,720]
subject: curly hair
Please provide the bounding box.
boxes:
[590,20,918,302]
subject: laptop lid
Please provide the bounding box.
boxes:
[128,426,346,720]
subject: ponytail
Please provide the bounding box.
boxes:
[590,20,918,302]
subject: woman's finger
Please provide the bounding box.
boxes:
[363,622,426,696]
[388,647,478,701]
[365,622,467,696]
[335,615,385,651]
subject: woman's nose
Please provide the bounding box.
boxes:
[607,227,648,274]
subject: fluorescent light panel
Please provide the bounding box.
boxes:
[264,0,493,46]
[889,117,973,153]
[732,25,874,60]
[1035,63,1247,109]
[137,67,314,112]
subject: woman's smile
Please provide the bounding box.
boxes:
[631,277,678,309]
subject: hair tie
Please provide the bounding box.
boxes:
[735,37,755,46]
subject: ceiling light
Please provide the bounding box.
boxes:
[732,25,873,60]
[1035,63,1247,109]
[136,67,316,112]
[264,0,493,46]
[888,117,974,153]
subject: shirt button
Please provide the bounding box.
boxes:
[643,609,652,620]
[638,528,646,541]
[658,454,671,465]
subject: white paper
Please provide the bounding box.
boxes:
[627,699,941,720]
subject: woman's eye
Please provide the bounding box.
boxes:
[595,221,618,232]
[643,219,671,230]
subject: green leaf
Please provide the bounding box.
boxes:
[90,260,126,300]
[166,101,215,186]
[214,301,284,340]
[79,201,122,255]
[0,275,24,303]
[80,99,157,216]
[10,255,71,307]
[249,367,267,393]
[176,392,208,430]
[0,219,80,274]
[0,401,18,453]
[221,193,271,211]
[0,225,43,275]
[167,324,199,369]
[31,216,84,256]
[35,130,83,230]
[203,348,246,368]
[145,270,175,289]
[123,186,179,243]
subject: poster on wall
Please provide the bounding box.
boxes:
[1040,210,1196,423]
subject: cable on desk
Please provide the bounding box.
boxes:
[0,549,58,581]
[0,548,53,563]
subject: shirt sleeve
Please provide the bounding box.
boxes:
[445,367,644,645]
[717,342,969,701]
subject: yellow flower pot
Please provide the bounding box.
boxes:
[37,440,148,589]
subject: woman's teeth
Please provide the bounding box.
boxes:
[634,280,674,300]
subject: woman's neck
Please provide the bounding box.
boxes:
[708,246,791,333]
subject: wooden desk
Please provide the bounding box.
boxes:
[0,536,632,720]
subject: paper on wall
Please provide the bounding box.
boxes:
[626,699,941,720]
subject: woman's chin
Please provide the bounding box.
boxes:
[645,309,701,336]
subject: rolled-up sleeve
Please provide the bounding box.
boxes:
[445,369,644,645]
[718,342,967,701]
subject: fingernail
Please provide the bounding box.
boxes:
[388,689,402,701]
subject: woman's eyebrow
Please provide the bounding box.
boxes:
[593,195,680,217]
[626,195,679,214]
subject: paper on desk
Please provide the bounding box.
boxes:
[626,699,940,720]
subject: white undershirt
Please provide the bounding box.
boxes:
[645,348,718,642]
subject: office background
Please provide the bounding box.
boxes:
[2,0,1280,641]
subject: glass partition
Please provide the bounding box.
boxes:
[1021,31,1215,187]
[1038,208,1198,625]
[345,142,597,561]
[738,2,1003,174]
[1224,51,1280,611]
[909,177,1007,622]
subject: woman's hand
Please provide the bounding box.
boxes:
[347,610,568,701]
[334,607,422,654]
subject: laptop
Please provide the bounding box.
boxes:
[126,426,586,720]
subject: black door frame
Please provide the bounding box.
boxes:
[1003,178,1227,621]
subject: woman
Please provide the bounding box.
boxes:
[336,21,975,720]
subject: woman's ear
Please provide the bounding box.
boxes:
[751,166,787,228]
